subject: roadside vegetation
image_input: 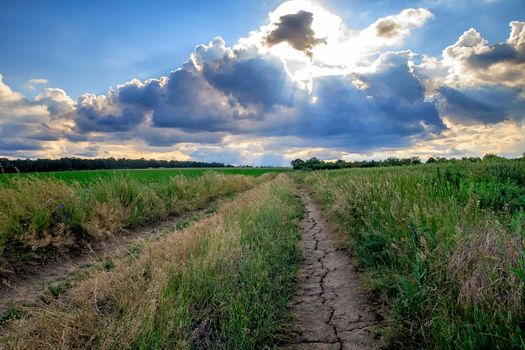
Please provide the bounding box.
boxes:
[298,158,525,349]
[0,172,273,264]
[0,175,302,349]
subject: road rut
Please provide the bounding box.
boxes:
[285,191,379,350]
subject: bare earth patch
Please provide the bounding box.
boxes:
[285,192,380,350]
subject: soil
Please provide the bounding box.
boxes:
[284,191,380,350]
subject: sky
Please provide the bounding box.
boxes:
[0,0,524,165]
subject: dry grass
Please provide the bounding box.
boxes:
[448,218,524,315]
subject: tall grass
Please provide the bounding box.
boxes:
[0,172,271,263]
[300,159,525,349]
[0,175,302,349]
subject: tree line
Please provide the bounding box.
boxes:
[0,157,230,173]
[291,153,523,170]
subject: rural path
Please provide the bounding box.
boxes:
[0,203,217,316]
[285,191,379,350]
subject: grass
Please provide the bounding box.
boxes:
[0,167,290,185]
[0,174,303,349]
[0,172,273,263]
[297,158,525,349]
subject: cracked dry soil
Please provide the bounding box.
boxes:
[284,192,379,350]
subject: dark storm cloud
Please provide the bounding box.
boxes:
[0,123,28,136]
[140,128,224,147]
[437,85,525,124]
[26,124,62,141]
[75,104,145,133]
[467,42,525,69]
[151,68,241,131]
[72,145,99,158]
[2,36,450,155]
[375,19,401,38]
[289,53,444,150]
[75,39,298,136]
[264,11,326,58]
[202,55,296,110]
[117,79,163,108]
[0,138,42,151]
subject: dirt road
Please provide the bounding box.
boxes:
[0,205,213,315]
[285,191,380,350]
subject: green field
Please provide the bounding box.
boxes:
[0,167,290,185]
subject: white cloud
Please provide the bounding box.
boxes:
[417,21,525,90]
[24,78,49,90]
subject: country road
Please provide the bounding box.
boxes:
[285,191,380,350]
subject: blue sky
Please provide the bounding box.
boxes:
[0,0,524,164]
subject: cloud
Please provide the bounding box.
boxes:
[0,10,448,160]
[375,21,401,38]
[0,74,48,120]
[68,38,298,137]
[75,93,147,133]
[415,20,525,127]
[263,10,326,58]
[35,88,75,116]
[418,21,525,90]
[436,85,525,124]
[196,38,296,111]
[0,138,43,152]
[0,75,80,156]
[288,51,444,151]
[366,8,433,42]
[25,78,49,90]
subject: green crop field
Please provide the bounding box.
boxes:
[0,167,290,185]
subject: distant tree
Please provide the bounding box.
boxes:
[483,153,500,161]
[410,157,422,165]
[288,153,521,171]
[291,159,306,170]
[335,159,346,168]
[0,157,230,173]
